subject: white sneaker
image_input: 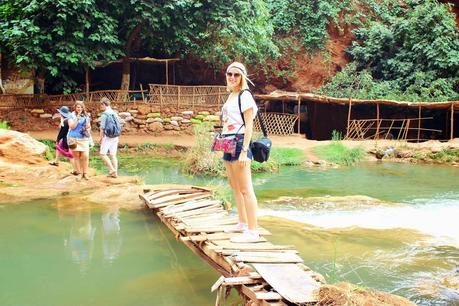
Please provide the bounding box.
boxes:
[230,230,260,243]
[224,223,248,233]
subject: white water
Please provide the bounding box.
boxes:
[260,195,459,248]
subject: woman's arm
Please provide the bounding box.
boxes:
[68,116,77,129]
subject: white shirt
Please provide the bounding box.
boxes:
[221,91,258,135]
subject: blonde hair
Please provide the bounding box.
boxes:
[226,62,250,92]
[100,97,111,107]
[73,100,88,117]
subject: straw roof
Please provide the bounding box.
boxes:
[255,90,459,109]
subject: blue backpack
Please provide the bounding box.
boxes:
[104,112,122,138]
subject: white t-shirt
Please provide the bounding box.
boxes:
[221,90,258,135]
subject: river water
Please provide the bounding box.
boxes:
[1,160,458,305]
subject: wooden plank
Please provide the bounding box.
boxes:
[167,202,223,216]
[182,216,239,227]
[206,232,269,241]
[240,285,282,302]
[211,240,295,251]
[149,190,207,203]
[148,188,201,200]
[232,252,303,263]
[211,276,225,292]
[150,193,212,208]
[171,206,224,219]
[162,200,220,215]
[178,211,228,223]
[223,276,261,286]
[253,264,320,304]
[161,199,219,213]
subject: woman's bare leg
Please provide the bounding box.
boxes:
[224,160,248,224]
[231,161,257,230]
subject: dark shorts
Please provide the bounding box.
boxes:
[222,135,253,162]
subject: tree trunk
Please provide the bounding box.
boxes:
[84,65,90,94]
[120,56,130,91]
[36,70,45,94]
[120,24,142,91]
[0,53,5,94]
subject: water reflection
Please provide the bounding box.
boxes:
[56,199,123,272]
[102,206,122,264]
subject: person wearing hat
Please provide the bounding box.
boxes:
[49,106,75,171]
[219,62,260,243]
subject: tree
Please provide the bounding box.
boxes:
[108,0,278,90]
[0,0,122,93]
[348,0,459,95]
[1,0,278,93]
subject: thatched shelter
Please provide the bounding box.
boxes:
[256,91,459,141]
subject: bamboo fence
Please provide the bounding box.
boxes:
[148,84,227,108]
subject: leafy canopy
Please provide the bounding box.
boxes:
[0,0,278,92]
[319,0,459,102]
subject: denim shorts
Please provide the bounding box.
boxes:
[222,134,253,162]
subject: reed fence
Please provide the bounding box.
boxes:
[148,84,227,108]
[345,117,441,141]
[254,112,298,135]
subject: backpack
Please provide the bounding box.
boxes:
[103,112,122,138]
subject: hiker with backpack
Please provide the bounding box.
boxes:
[99,97,122,178]
[218,62,260,243]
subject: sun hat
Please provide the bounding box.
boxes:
[57,106,71,118]
[226,62,255,86]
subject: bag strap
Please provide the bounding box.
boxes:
[238,89,268,138]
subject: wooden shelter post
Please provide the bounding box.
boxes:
[297,97,301,135]
[417,105,422,142]
[451,102,454,140]
[346,97,353,138]
[376,103,380,140]
[84,65,90,95]
[165,59,169,85]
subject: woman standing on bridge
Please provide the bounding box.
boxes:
[220,62,260,243]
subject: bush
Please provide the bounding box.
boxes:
[0,120,10,130]
[331,0,459,102]
[314,139,365,166]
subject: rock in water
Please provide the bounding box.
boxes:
[0,130,47,164]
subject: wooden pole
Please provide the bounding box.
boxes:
[451,102,454,140]
[84,65,90,94]
[375,103,380,140]
[297,97,301,135]
[172,62,175,85]
[140,83,146,103]
[417,105,421,142]
[346,97,353,138]
[166,61,170,85]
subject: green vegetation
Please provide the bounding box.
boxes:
[318,0,459,101]
[0,121,10,130]
[183,125,306,176]
[266,0,351,51]
[38,139,55,160]
[183,125,225,176]
[410,149,459,163]
[315,133,365,166]
[0,0,277,92]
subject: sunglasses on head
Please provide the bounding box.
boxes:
[226,72,241,78]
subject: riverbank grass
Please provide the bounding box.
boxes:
[315,142,365,166]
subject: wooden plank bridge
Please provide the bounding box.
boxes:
[139,185,323,305]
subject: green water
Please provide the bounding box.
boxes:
[2,161,459,305]
[0,200,220,306]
